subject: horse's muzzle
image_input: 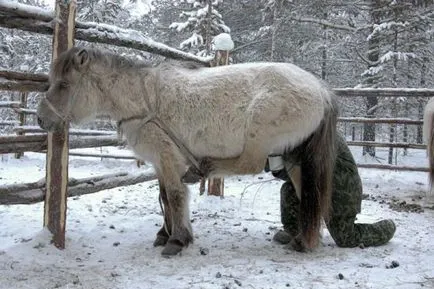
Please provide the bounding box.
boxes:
[37,116,65,132]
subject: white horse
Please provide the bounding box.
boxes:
[37,47,338,256]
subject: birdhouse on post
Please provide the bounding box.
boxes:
[206,33,234,197]
[211,33,234,66]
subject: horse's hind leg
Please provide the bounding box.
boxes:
[153,180,171,247]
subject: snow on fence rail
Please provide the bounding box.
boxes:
[0,101,22,108]
[0,1,211,65]
[0,134,123,154]
[338,117,423,125]
[0,171,157,205]
[13,126,117,136]
[0,120,20,126]
[335,88,434,98]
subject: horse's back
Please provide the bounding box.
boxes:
[168,61,332,104]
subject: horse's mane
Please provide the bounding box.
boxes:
[51,47,152,79]
[159,59,210,71]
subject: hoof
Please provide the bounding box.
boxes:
[161,240,184,256]
[153,235,169,247]
[288,235,307,252]
[273,230,293,245]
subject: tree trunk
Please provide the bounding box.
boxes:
[417,58,427,143]
[321,12,328,80]
[270,0,282,61]
[363,96,378,156]
[388,29,398,163]
[388,99,397,164]
[204,0,213,55]
[362,0,382,157]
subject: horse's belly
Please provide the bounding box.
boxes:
[185,127,245,159]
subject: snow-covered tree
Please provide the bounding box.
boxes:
[77,0,129,24]
[169,0,230,56]
[357,0,433,158]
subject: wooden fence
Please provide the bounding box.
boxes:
[0,0,433,248]
[336,88,434,172]
[2,86,432,170]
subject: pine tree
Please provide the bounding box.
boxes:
[169,0,230,56]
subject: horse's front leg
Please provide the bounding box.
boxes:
[156,157,193,256]
[153,180,171,247]
[130,122,193,255]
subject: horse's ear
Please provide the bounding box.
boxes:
[73,48,90,70]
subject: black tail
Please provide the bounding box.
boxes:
[296,93,338,248]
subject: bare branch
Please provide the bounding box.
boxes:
[287,16,357,32]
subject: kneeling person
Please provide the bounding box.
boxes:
[269,133,396,249]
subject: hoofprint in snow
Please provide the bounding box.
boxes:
[0,147,433,289]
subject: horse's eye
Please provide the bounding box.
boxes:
[59,81,69,89]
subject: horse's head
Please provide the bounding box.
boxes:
[37,47,99,132]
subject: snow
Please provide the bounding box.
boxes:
[212,33,234,51]
[122,0,154,19]
[379,51,417,64]
[0,148,434,289]
[1,0,54,20]
[180,33,204,49]
[77,20,212,63]
[361,65,384,77]
[367,21,409,41]
[334,88,434,93]
[169,21,190,32]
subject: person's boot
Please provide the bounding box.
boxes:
[274,181,300,244]
[355,219,396,247]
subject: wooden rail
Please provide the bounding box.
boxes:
[356,163,428,172]
[335,88,434,98]
[0,171,157,205]
[13,126,116,136]
[0,134,123,154]
[338,117,423,125]
[346,140,425,150]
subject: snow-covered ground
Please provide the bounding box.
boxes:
[0,147,434,289]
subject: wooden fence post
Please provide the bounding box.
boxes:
[43,0,76,249]
[206,33,234,197]
[14,91,27,159]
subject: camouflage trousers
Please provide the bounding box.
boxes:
[274,134,396,248]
